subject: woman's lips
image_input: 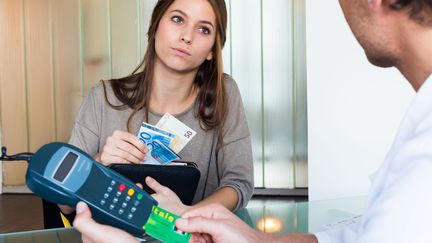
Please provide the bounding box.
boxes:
[172,47,191,56]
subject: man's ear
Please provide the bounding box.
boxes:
[370,0,398,15]
[367,0,383,11]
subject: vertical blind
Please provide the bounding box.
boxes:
[0,0,307,190]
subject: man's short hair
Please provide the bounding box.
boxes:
[390,0,432,25]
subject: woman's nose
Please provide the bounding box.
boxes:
[180,27,193,44]
[181,37,192,44]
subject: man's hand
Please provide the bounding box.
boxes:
[175,203,267,243]
[73,202,139,243]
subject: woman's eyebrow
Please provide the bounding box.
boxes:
[170,9,215,28]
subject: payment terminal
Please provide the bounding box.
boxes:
[26,142,157,237]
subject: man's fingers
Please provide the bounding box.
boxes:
[81,235,95,243]
[74,202,97,233]
[201,233,214,243]
[76,201,92,217]
[182,204,228,219]
[73,202,140,243]
[190,233,213,243]
[175,216,221,237]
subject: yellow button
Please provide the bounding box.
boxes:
[128,188,135,196]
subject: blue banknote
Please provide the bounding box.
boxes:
[137,122,180,165]
[148,140,181,165]
[138,123,174,147]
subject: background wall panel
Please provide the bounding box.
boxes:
[0,0,29,185]
[110,0,141,78]
[139,0,158,58]
[82,0,111,91]
[52,0,83,142]
[24,0,56,152]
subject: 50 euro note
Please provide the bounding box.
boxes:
[155,113,196,153]
[137,122,180,165]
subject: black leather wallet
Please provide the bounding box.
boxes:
[109,161,200,205]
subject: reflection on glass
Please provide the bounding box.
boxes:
[257,216,284,233]
[240,201,308,234]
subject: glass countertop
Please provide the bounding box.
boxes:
[0,196,366,242]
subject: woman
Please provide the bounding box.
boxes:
[65,0,253,215]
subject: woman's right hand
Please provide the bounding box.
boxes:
[95,130,148,166]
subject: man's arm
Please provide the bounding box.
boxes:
[176,203,318,243]
[267,234,318,243]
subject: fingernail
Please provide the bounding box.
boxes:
[176,218,187,227]
[76,202,85,213]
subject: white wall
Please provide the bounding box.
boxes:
[306,1,415,201]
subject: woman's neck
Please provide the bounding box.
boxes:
[150,61,199,115]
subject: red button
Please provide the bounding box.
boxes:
[119,184,126,191]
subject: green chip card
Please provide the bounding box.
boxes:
[144,206,191,243]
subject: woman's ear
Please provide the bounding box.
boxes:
[206,51,213,61]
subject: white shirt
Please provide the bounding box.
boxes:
[315,75,432,243]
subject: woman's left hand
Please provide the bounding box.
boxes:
[145,176,191,215]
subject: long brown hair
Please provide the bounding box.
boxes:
[103,0,228,139]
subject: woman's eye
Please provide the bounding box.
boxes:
[199,27,211,35]
[171,16,183,24]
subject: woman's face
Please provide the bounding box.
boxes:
[154,0,216,74]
